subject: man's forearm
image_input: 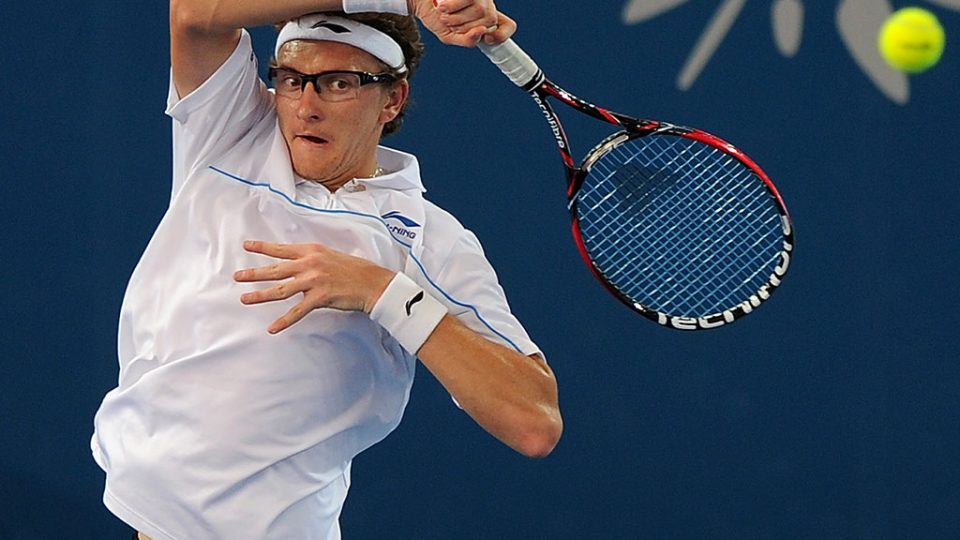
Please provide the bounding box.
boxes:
[170,0,411,100]
[416,315,563,458]
[364,272,562,458]
[171,0,348,35]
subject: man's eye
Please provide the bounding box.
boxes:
[325,76,357,92]
[280,76,301,89]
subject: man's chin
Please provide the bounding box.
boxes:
[291,159,333,184]
[295,170,332,184]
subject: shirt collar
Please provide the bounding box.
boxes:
[292,145,425,194]
[363,146,425,193]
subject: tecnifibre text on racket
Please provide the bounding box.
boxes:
[479,39,793,330]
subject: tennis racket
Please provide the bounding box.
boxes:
[479,39,793,330]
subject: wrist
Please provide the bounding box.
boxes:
[342,0,409,15]
[369,272,448,354]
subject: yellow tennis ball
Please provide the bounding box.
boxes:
[878,7,946,74]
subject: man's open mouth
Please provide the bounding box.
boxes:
[298,135,328,145]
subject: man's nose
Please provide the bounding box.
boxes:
[296,84,326,121]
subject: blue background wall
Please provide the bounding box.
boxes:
[2,1,959,538]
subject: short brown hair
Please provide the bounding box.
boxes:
[272,11,425,137]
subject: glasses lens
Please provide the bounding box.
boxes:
[270,70,379,102]
[272,69,303,97]
[317,73,362,102]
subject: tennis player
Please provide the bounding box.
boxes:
[90,0,562,538]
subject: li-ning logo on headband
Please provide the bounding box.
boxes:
[310,21,351,34]
[278,14,407,73]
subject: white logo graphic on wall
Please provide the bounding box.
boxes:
[622,0,957,105]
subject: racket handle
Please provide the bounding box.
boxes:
[478,38,544,89]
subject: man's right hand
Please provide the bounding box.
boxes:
[412,0,517,46]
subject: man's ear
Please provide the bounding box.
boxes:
[379,79,410,125]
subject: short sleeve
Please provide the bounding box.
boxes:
[342,0,409,14]
[429,230,543,360]
[165,30,275,200]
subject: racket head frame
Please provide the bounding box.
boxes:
[483,40,794,330]
[573,127,794,330]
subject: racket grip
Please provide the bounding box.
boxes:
[478,39,543,89]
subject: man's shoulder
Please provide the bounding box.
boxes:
[417,198,489,264]
[421,196,475,241]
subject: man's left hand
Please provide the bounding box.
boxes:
[234,240,394,334]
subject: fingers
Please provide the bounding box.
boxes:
[233,240,390,333]
[433,29,488,48]
[433,0,490,15]
[235,265,316,335]
[418,0,515,48]
[457,15,513,47]
[235,240,311,307]
[236,240,322,281]
[461,24,492,45]
[482,12,517,45]
[238,280,305,305]
[243,240,322,259]
[268,302,312,334]
[440,15,512,47]
[234,262,292,283]
[436,0,497,29]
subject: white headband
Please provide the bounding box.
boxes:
[275,14,407,73]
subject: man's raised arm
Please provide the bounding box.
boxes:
[169,0,513,98]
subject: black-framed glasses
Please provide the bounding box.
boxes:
[268,67,397,102]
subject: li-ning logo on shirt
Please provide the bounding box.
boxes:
[405,291,424,316]
[382,211,420,240]
[310,21,351,33]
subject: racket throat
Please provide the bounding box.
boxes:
[532,93,572,156]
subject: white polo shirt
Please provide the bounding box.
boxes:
[91,30,541,540]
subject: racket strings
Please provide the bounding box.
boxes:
[576,134,784,317]
[612,168,770,310]
[592,146,780,314]
[586,142,717,243]
[595,157,778,313]
[644,170,780,300]
[590,142,759,275]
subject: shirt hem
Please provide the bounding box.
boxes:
[103,487,178,540]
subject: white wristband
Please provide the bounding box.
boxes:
[370,273,448,354]
[342,0,409,15]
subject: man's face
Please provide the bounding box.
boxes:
[275,40,407,189]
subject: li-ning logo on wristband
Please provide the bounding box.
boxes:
[405,291,424,316]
